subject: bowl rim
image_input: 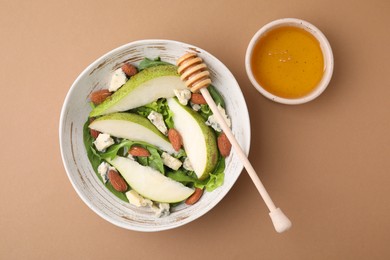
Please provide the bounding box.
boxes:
[245,18,334,105]
[59,39,251,231]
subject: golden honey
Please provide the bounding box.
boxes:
[250,26,324,99]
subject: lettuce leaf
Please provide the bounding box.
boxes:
[167,156,225,192]
[132,98,174,129]
[194,156,225,191]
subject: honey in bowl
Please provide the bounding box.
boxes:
[250,26,324,99]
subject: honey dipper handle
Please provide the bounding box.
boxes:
[200,87,292,233]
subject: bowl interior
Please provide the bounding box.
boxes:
[59,39,251,231]
[245,18,334,105]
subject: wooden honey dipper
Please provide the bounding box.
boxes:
[177,53,292,233]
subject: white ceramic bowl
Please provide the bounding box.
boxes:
[245,18,334,105]
[59,39,251,231]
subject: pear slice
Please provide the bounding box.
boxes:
[90,65,186,117]
[107,156,194,203]
[89,112,175,154]
[167,98,218,180]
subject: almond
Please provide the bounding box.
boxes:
[89,89,111,105]
[90,129,100,139]
[185,188,204,205]
[217,132,231,157]
[108,170,128,192]
[190,93,207,104]
[129,146,150,157]
[168,128,182,151]
[121,63,138,77]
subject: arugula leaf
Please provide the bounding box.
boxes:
[138,57,172,70]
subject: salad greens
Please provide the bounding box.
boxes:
[132,98,174,129]
[84,57,228,205]
[138,57,172,71]
[83,121,128,201]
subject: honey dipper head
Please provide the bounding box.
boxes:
[177,53,212,93]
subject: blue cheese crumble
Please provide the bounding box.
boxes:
[205,104,231,132]
[147,111,168,135]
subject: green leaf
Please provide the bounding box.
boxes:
[167,170,207,187]
[146,146,165,174]
[199,104,212,120]
[138,57,172,70]
[208,84,225,108]
[172,149,187,159]
[194,156,225,191]
[100,139,165,174]
[100,140,133,159]
[132,98,174,129]
[83,120,128,202]
[83,121,101,171]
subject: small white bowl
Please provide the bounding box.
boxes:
[245,18,334,105]
[59,39,251,232]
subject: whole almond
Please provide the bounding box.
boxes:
[121,63,138,77]
[108,170,128,192]
[90,128,100,139]
[191,93,207,104]
[129,146,150,157]
[217,132,231,157]
[185,188,204,205]
[168,128,182,151]
[89,89,112,105]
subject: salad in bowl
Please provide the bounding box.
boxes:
[60,40,250,231]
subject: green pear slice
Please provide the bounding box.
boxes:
[107,156,194,203]
[90,65,186,117]
[167,98,218,180]
[89,112,175,154]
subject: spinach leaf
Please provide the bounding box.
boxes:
[100,140,133,159]
[146,146,165,174]
[83,121,102,171]
[167,170,197,185]
[208,84,225,108]
[100,139,165,174]
[138,57,172,70]
[83,120,128,202]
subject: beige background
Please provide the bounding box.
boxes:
[1,0,389,259]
